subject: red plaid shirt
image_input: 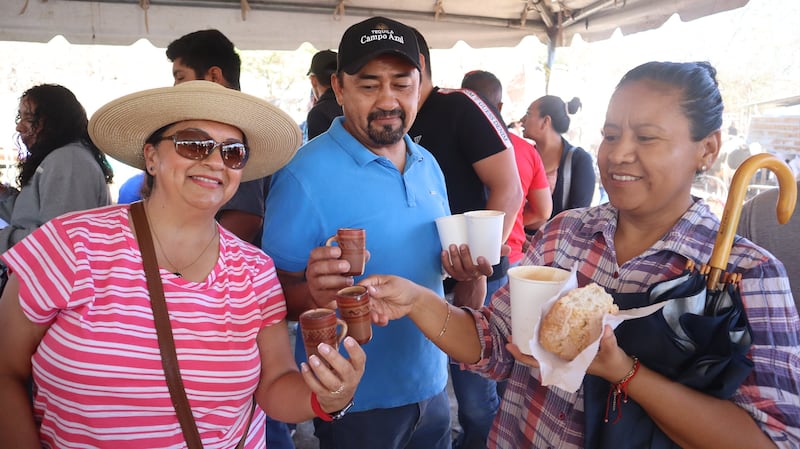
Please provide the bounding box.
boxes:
[466,200,800,449]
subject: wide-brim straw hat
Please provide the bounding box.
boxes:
[88,80,302,182]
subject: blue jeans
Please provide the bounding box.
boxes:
[313,389,451,449]
[451,274,506,449]
[266,416,295,449]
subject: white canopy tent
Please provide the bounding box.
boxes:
[2,0,786,206]
[2,0,750,50]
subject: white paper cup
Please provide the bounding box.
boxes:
[464,210,505,265]
[435,214,467,251]
[508,265,570,355]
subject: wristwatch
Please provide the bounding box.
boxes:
[328,399,355,421]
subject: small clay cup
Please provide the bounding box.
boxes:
[335,285,372,345]
[325,228,366,276]
[299,308,348,359]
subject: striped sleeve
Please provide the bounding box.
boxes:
[436,88,512,165]
[3,217,77,323]
[461,88,513,149]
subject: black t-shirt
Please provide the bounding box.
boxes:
[409,87,512,214]
[306,88,343,140]
[216,176,270,245]
[410,88,513,286]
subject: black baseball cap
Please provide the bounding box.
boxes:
[307,50,338,76]
[337,16,421,75]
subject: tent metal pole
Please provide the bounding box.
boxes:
[545,32,557,94]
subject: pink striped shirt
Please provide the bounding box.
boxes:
[3,204,286,448]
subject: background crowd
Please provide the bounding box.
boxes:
[0,8,797,449]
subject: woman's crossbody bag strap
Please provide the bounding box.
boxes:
[130,201,253,449]
[561,146,575,211]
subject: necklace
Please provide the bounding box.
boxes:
[144,204,218,277]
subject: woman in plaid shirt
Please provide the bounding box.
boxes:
[363,61,799,449]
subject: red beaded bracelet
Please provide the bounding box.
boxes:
[310,392,334,422]
[604,356,640,424]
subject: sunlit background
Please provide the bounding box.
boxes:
[1,0,797,209]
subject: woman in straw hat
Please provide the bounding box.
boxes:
[0,80,365,448]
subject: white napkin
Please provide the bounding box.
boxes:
[528,269,667,393]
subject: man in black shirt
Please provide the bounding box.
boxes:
[408,29,522,449]
[306,49,343,140]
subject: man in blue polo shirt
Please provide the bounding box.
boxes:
[262,16,488,449]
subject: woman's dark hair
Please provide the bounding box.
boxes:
[140,123,173,199]
[537,95,581,134]
[17,84,114,187]
[616,61,723,141]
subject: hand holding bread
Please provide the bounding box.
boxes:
[538,283,619,361]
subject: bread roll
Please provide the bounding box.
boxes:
[538,283,618,361]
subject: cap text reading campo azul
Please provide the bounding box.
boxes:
[361,31,404,44]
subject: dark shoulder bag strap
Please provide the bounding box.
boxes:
[130,201,255,449]
[131,202,255,449]
[561,146,575,211]
[130,201,204,449]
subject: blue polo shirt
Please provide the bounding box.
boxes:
[262,117,450,412]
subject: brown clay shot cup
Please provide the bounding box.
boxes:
[299,308,348,360]
[325,228,366,276]
[335,285,373,345]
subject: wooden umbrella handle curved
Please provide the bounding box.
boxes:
[707,153,797,288]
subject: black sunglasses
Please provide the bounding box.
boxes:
[160,128,249,170]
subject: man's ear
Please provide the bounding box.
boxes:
[205,66,229,88]
[418,54,427,80]
[331,73,344,106]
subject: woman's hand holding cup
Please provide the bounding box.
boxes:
[300,336,365,414]
[505,335,541,368]
[359,274,431,326]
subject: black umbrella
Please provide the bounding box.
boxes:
[584,153,797,449]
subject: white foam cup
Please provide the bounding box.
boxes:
[508,266,570,355]
[435,214,468,251]
[464,210,505,265]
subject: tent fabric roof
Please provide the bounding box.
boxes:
[3,0,749,50]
